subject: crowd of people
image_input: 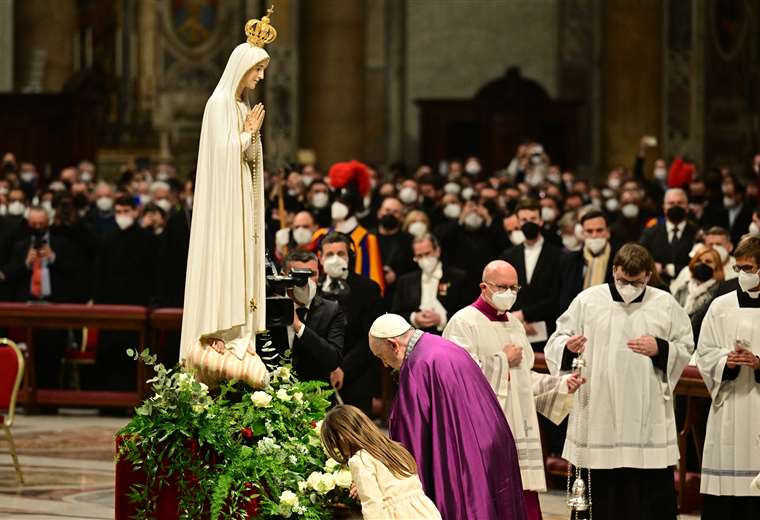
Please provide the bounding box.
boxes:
[1,136,760,517]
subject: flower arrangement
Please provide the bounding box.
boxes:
[116,350,355,519]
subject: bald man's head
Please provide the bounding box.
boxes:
[480,260,519,310]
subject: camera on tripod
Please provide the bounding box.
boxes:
[265,264,313,329]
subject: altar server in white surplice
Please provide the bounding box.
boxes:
[444,260,584,520]
[696,236,760,519]
[545,244,693,520]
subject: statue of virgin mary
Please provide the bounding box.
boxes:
[179,9,278,387]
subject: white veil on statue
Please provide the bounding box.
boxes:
[179,37,270,361]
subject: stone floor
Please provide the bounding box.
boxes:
[0,412,700,520]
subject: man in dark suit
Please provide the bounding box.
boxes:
[721,176,754,246]
[391,233,468,335]
[558,210,618,314]
[500,198,561,351]
[640,188,698,284]
[281,249,345,385]
[373,196,415,306]
[4,206,89,389]
[92,196,158,391]
[317,231,384,415]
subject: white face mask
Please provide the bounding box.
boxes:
[185,195,193,209]
[712,245,729,264]
[491,288,517,312]
[20,172,36,183]
[461,187,475,201]
[463,212,483,230]
[408,221,427,238]
[608,178,621,190]
[323,254,349,279]
[465,161,481,175]
[547,173,561,185]
[292,226,313,245]
[417,255,439,275]
[443,182,461,195]
[749,222,760,236]
[738,270,760,293]
[139,194,151,206]
[49,181,66,192]
[615,281,644,304]
[562,234,580,250]
[96,196,114,212]
[510,229,525,245]
[605,198,620,212]
[541,207,557,222]
[621,203,639,218]
[7,201,25,216]
[293,278,317,305]
[654,167,667,181]
[723,196,736,209]
[585,237,607,255]
[311,192,329,209]
[331,201,349,221]
[115,214,134,230]
[302,176,314,187]
[80,172,93,183]
[399,187,418,205]
[156,172,170,182]
[155,199,172,213]
[443,203,461,219]
[41,200,53,212]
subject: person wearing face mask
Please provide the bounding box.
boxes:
[0,191,30,280]
[311,161,385,292]
[373,197,415,305]
[640,188,698,283]
[500,199,562,351]
[402,210,430,241]
[546,244,693,520]
[632,136,667,206]
[317,232,384,415]
[397,181,419,208]
[443,259,584,519]
[305,179,332,227]
[392,234,467,335]
[140,203,168,237]
[274,210,318,262]
[539,196,563,247]
[558,210,618,315]
[92,196,158,391]
[696,236,760,519]
[84,182,119,237]
[155,177,195,310]
[672,247,724,341]
[280,249,345,385]
[721,176,754,245]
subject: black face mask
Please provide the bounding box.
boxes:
[692,263,714,282]
[379,214,399,230]
[666,205,686,223]
[521,221,541,241]
[73,193,89,210]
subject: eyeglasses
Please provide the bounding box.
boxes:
[484,280,521,293]
[614,277,648,290]
[732,264,759,274]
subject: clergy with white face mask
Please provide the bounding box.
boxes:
[696,236,760,519]
[545,243,693,520]
[443,260,584,520]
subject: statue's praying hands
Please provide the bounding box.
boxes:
[244,103,266,134]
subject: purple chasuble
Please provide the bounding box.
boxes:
[389,331,526,520]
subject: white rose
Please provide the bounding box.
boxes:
[273,366,291,381]
[297,480,308,492]
[251,391,272,407]
[324,458,340,473]
[333,469,352,488]
[198,382,209,394]
[276,388,292,402]
[293,392,303,403]
[315,472,336,494]
[279,490,299,507]
[307,471,323,490]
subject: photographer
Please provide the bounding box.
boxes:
[281,249,345,385]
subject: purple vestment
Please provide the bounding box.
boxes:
[389,332,526,520]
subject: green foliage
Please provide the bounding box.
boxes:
[117,351,355,519]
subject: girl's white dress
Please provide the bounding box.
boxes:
[348,449,441,520]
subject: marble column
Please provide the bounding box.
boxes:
[299,0,365,168]
[600,0,663,170]
[14,0,77,92]
[0,0,13,92]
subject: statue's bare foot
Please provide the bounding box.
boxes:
[209,339,226,354]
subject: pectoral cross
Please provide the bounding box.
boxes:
[249,298,257,313]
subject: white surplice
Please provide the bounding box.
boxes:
[443,305,572,491]
[696,290,760,496]
[545,284,693,469]
[180,43,270,361]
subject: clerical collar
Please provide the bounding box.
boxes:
[608,282,646,304]
[737,288,760,307]
[471,296,509,322]
[404,329,425,361]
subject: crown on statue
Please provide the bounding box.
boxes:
[245,5,277,48]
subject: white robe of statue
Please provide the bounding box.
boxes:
[180,43,269,361]
[696,291,760,497]
[443,306,573,491]
[545,284,693,469]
